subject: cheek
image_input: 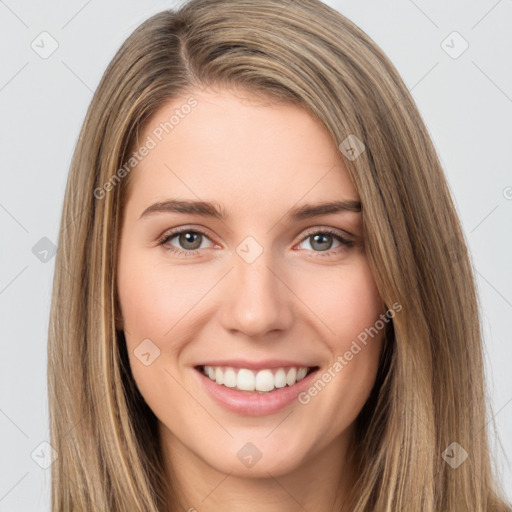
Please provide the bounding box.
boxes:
[116,247,217,404]
[296,257,384,348]
[117,249,195,342]
[117,252,191,422]
[291,263,386,442]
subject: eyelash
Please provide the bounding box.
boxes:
[157,226,355,258]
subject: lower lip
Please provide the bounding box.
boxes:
[194,367,319,416]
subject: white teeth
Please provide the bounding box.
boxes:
[274,368,287,388]
[201,365,313,393]
[255,369,274,392]
[237,369,255,391]
[223,368,237,388]
[296,367,308,381]
[286,367,297,386]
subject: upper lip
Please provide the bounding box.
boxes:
[195,359,319,371]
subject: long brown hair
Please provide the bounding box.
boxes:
[48,0,511,510]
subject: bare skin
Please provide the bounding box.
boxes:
[116,86,386,511]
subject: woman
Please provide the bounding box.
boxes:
[47,0,511,510]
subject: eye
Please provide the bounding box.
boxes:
[157,227,214,256]
[157,226,355,258]
[296,228,354,257]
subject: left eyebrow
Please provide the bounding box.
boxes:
[139,199,362,221]
[287,200,361,220]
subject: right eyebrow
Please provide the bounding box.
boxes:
[139,199,227,220]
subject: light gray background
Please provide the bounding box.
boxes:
[1,0,511,510]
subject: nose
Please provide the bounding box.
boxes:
[219,246,294,339]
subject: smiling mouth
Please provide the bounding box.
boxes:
[195,365,320,394]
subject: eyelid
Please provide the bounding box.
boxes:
[297,225,354,242]
[157,224,356,255]
[157,224,217,245]
[158,224,353,244]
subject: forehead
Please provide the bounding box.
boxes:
[123,88,359,218]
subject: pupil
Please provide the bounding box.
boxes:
[180,232,201,250]
[312,234,332,251]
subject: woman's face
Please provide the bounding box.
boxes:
[117,87,386,479]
